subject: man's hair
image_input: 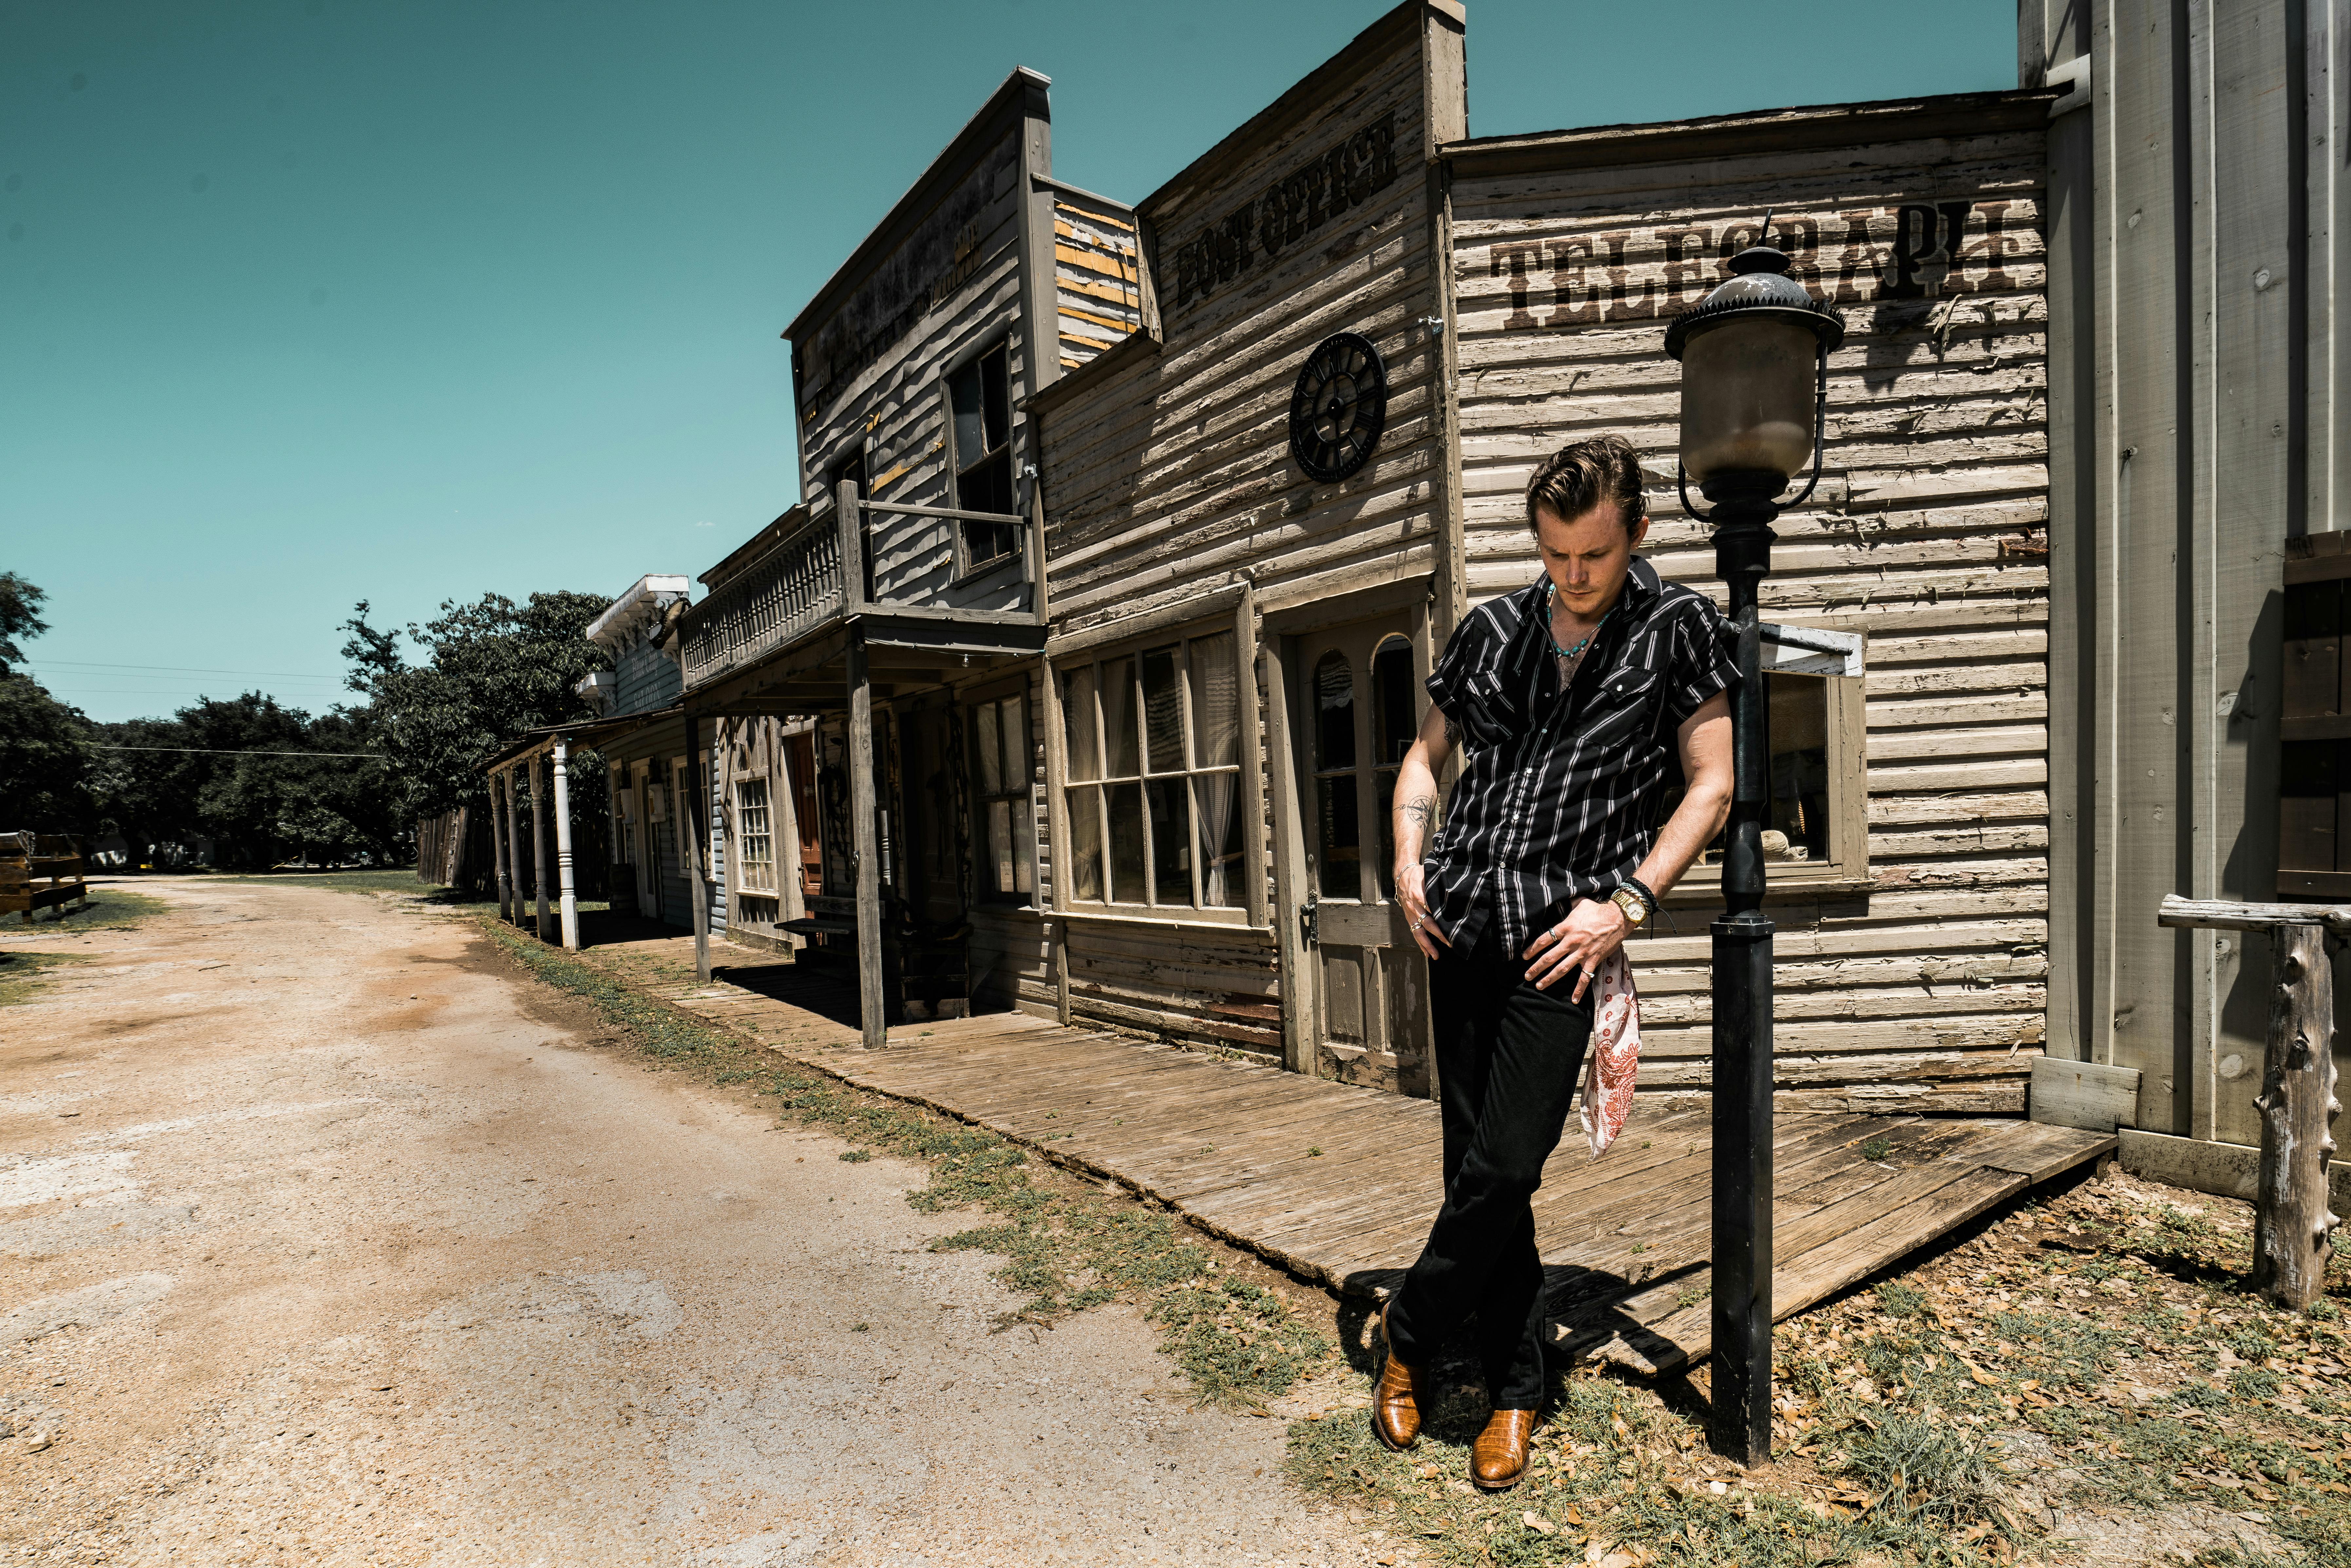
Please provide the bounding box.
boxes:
[1524,435,1647,536]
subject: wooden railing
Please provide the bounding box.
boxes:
[679,513,847,689]
[677,481,1033,692]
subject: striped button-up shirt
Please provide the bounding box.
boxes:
[1421,558,1735,957]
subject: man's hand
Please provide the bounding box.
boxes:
[1522,897,1628,1001]
[1396,860,1450,959]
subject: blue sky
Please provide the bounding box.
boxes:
[4,0,2016,723]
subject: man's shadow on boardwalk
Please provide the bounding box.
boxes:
[1337,1262,1698,1437]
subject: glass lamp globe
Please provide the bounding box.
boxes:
[1664,246,1846,487]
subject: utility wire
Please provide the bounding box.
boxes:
[88,746,389,759]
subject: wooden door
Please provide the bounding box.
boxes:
[1292,618,1432,1095]
[633,762,660,913]
[788,732,822,899]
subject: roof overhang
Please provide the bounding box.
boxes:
[585,575,693,650]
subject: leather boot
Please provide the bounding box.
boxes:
[1471,1408,1538,1491]
[1370,1300,1425,1452]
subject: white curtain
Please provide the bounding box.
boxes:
[1191,634,1241,907]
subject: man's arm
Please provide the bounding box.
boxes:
[1521,690,1732,996]
[1391,703,1458,958]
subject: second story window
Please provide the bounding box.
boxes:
[948,341,1019,571]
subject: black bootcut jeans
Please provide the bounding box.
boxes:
[1385,924,1594,1409]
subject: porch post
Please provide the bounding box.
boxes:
[504,767,527,929]
[683,712,712,983]
[528,753,551,942]
[552,736,580,952]
[489,773,511,922]
[846,627,886,1048]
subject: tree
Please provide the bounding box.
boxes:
[89,695,402,869]
[342,591,614,886]
[0,573,93,832]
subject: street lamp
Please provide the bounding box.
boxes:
[1664,240,1843,1467]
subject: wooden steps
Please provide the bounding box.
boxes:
[574,932,2113,1373]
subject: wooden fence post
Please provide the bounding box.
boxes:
[2157,895,2343,1310]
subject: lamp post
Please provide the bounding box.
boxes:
[1664,241,1843,1467]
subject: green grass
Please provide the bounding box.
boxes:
[470,913,1328,1410]
[0,949,83,1006]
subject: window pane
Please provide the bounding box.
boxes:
[1316,775,1359,897]
[990,798,1013,894]
[999,696,1026,790]
[1148,777,1190,905]
[1068,786,1104,900]
[1106,781,1145,902]
[1142,645,1184,773]
[981,344,1011,451]
[1374,766,1397,900]
[959,451,1013,521]
[1102,658,1139,777]
[1064,665,1099,782]
[1766,673,1831,862]
[1012,794,1035,894]
[1189,632,1239,769]
[1372,638,1418,765]
[1198,768,1245,907]
[950,360,986,476]
[975,701,1002,793]
[1312,651,1355,772]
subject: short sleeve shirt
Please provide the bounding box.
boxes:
[1420,557,1736,956]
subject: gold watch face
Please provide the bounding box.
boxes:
[1613,889,1646,925]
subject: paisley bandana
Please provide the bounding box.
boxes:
[1578,947,1642,1160]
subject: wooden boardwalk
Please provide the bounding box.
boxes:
[578,932,2113,1374]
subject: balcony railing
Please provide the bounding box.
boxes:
[679,515,845,689]
[677,484,1031,692]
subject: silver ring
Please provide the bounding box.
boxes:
[1582,967,1597,980]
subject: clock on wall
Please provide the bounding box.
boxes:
[1287,332,1388,483]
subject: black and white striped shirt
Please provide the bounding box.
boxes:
[1421,558,1735,956]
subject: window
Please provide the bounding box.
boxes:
[2281,552,2351,896]
[1665,630,1868,896]
[734,778,776,895]
[1310,635,1422,902]
[1061,632,1247,910]
[947,342,1019,570]
[971,693,1036,902]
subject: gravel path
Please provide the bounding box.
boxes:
[0,881,1390,1568]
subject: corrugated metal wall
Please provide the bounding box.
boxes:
[2033,0,2348,1145]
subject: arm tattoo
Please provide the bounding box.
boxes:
[1399,793,1439,828]
[1441,713,1461,746]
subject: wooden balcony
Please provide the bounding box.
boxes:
[677,484,1034,691]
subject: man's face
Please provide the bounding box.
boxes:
[1534,500,1648,617]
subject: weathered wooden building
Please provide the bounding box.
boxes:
[502,0,2341,1190]
[666,64,1141,1029]
[1018,0,2057,1118]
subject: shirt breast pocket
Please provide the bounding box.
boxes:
[1586,668,1663,745]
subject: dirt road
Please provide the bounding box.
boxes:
[0,881,1385,1567]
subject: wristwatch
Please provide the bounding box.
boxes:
[1608,883,1651,928]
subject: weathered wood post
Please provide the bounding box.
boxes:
[504,768,527,929]
[839,477,886,1051]
[2157,895,2344,1310]
[527,754,552,942]
[683,711,712,984]
[552,736,580,952]
[489,775,511,921]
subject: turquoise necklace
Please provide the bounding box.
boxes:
[1544,580,1615,667]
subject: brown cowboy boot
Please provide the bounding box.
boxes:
[1471,1408,1538,1491]
[1370,1300,1426,1452]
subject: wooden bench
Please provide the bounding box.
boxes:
[0,833,90,924]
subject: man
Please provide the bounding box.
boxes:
[1377,434,1735,1489]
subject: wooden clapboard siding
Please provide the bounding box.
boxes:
[1037,8,1455,639]
[1448,102,2053,1112]
[1062,918,1284,1056]
[1051,188,1142,367]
